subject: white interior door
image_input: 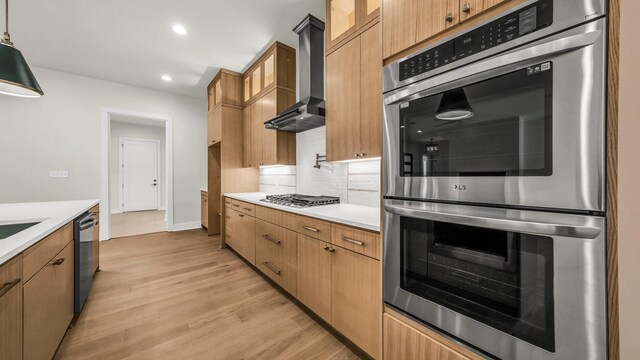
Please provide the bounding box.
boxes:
[121,139,159,212]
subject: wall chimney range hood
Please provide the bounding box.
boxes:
[264,14,325,133]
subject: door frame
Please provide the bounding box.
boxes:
[100,107,174,240]
[119,137,162,213]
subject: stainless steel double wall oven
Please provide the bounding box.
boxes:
[382,1,609,359]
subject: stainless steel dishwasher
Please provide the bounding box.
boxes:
[74,212,95,315]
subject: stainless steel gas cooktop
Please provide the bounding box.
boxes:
[260,194,340,208]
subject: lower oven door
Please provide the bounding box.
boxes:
[383,199,607,360]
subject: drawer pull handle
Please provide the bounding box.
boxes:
[239,214,245,218]
[0,278,20,298]
[445,13,454,23]
[262,234,281,245]
[232,204,240,207]
[462,3,471,13]
[244,207,253,211]
[328,247,336,253]
[302,225,319,232]
[341,236,365,246]
[262,261,281,275]
[323,245,330,251]
[49,258,65,266]
[225,215,231,219]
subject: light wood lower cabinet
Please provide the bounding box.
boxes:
[384,313,471,360]
[24,240,74,360]
[201,191,209,230]
[0,255,23,360]
[227,209,256,265]
[332,246,381,358]
[297,234,332,322]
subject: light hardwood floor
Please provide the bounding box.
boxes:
[55,229,363,360]
[111,210,166,238]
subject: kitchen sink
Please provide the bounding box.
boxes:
[0,222,41,239]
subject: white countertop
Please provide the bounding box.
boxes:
[224,193,380,232]
[0,200,99,266]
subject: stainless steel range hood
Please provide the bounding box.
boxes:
[264,14,325,133]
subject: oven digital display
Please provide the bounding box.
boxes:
[399,0,554,81]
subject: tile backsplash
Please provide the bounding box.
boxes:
[259,126,381,208]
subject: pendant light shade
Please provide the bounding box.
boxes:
[0,0,43,98]
[435,89,473,121]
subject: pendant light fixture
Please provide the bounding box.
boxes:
[435,89,473,121]
[0,0,43,97]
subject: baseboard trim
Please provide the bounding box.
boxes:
[171,222,202,232]
[111,208,123,214]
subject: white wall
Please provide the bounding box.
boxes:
[258,126,380,208]
[0,67,207,226]
[109,121,167,213]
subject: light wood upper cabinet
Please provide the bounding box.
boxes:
[327,23,382,161]
[242,105,252,167]
[460,0,509,22]
[208,109,222,146]
[297,234,332,322]
[251,67,261,97]
[264,54,275,88]
[243,77,251,103]
[207,70,243,114]
[327,0,380,51]
[242,43,296,106]
[382,0,459,59]
[0,255,22,360]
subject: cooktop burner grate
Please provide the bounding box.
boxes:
[261,194,340,208]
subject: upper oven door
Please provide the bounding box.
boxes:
[383,19,607,212]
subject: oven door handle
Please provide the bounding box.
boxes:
[384,204,602,239]
[385,27,603,106]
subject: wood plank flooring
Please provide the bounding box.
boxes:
[111,211,167,238]
[55,229,362,360]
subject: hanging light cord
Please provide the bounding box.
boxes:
[2,0,11,45]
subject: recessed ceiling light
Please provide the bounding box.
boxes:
[161,75,172,82]
[172,24,187,35]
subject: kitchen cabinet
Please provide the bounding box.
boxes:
[89,204,100,274]
[0,255,22,360]
[326,0,380,51]
[245,88,296,167]
[242,42,296,105]
[201,191,208,229]
[382,0,514,59]
[207,70,243,114]
[24,240,74,360]
[227,209,256,265]
[207,109,222,146]
[383,309,485,360]
[327,22,382,161]
[460,0,509,22]
[297,234,332,322]
[332,246,381,358]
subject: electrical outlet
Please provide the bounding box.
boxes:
[49,170,69,178]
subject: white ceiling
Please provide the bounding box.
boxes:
[8,0,325,98]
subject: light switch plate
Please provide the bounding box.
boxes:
[49,170,69,178]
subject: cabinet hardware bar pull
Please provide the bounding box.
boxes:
[262,234,281,245]
[329,247,336,253]
[262,261,281,275]
[239,214,244,217]
[323,245,330,251]
[445,13,453,22]
[225,215,231,219]
[0,278,20,298]
[341,236,365,246]
[49,258,65,266]
[244,208,252,211]
[232,204,240,207]
[302,225,319,232]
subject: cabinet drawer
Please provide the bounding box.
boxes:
[224,197,233,206]
[295,216,331,242]
[201,191,208,199]
[23,222,73,282]
[24,241,74,360]
[256,244,297,296]
[331,224,381,260]
[256,220,297,265]
[230,199,256,216]
[383,313,471,360]
[0,255,23,360]
[255,206,297,231]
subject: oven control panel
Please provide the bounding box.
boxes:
[399,0,554,82]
